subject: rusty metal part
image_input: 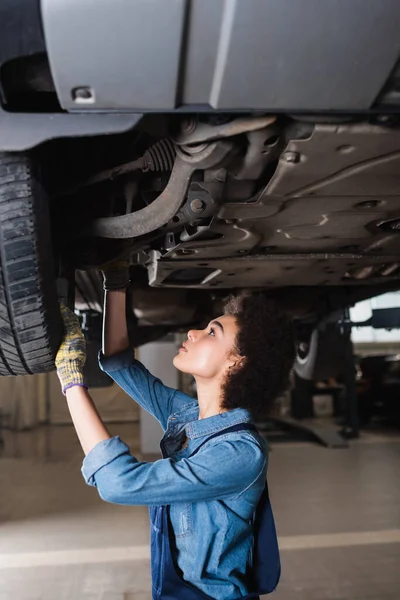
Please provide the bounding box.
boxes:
[56,139,175,198]
[190,198,206,213]
[85,140,234,239]
[173,115,276,146]
[86,157,143,184]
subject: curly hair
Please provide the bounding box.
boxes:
[221,292,295,421]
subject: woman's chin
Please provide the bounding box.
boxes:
[173,353,190,373]
[172,353,182,369]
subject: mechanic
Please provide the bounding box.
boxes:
[55,262,295,600]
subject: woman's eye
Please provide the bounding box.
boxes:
[208,328,215,336]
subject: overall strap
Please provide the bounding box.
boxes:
[188,423,258,458]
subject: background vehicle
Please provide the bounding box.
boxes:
[1,1,400,380]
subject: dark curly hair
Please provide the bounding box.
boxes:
[220,292,295,421]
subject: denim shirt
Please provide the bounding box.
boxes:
[82,349,267,600]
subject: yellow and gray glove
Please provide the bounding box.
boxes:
[100,259,130,291]
[56,304,87,394]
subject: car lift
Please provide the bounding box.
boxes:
[257,306,400,449]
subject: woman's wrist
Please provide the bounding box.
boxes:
[65,383,89,401]
[64,381,88,396]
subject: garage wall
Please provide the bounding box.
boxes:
[0,368,139,431]
[0,373,45,431]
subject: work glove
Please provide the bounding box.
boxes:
[56,304,87,394]
[100,259,130,291]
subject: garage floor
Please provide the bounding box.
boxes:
[0,423,399,600]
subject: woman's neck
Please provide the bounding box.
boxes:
[195,377,227,420]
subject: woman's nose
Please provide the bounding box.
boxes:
[187,329,196,342]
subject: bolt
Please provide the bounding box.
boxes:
[190,198,206,213]
[282,151,300,163]
[72,87,94,102]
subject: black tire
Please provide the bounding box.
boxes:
[0,152,62,375]
[294,322,350,381]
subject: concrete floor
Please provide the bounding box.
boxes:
[0,423,399,600]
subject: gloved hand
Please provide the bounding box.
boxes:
[56,304,87,394]
[100,259,130,291]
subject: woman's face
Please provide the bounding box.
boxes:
[173,315,240,379]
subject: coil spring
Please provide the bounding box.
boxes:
[142,138,176,172]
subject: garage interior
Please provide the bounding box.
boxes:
[1,295,400,600]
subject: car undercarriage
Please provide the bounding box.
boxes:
[48,114,400,321]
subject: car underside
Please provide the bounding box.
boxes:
[1,0,400,380]
[50,113,400,322]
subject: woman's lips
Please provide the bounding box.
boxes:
[179,343,188,353]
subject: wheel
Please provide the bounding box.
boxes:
[294,321,350,381]
[0,153,62,375]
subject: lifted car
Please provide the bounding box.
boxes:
[1,0,400,381]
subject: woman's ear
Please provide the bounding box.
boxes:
[228,354,246,372]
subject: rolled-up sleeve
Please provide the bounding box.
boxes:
[81,436,131,485]
[99,349,195,430]
[81,434,266,506]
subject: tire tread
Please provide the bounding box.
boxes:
[0,152,62,376]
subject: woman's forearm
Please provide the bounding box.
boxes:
[66,386,111,455]
[102,289,130,357]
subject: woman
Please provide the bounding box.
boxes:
[55,262,295,600]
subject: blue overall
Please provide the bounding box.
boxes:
[149,423,281,600]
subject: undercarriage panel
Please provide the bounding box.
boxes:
[146,123,400,290]
[42,0,400,112]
